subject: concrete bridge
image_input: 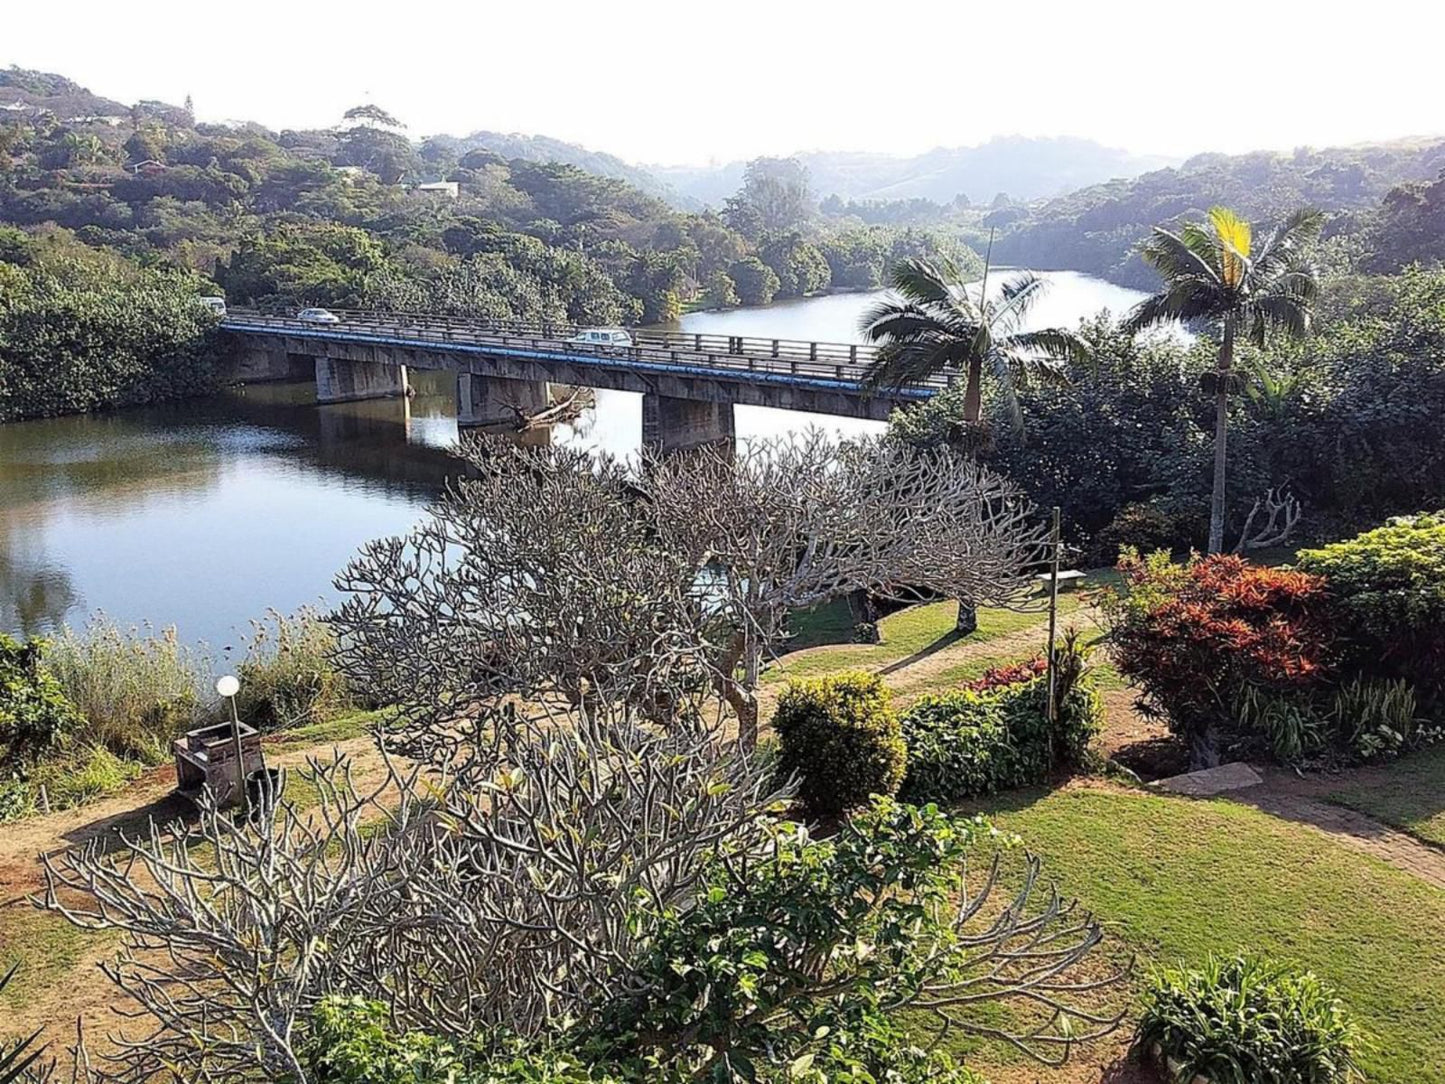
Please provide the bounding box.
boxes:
[221,309,944,453]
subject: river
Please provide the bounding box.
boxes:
[0,271,1151,649]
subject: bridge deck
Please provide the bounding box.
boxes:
[221,309,946,402]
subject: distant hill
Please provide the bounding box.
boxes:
[425,130,695,208]
[988,137,1445,287]
[651,137,1179,207]
[0,65,128,119]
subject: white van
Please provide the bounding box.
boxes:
[568,328,633,348]
[198,296,227,317]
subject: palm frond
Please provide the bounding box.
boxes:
[1138,226,1223,288]
[1008,327,1095,371]
[884,257,964,309]
[987,271,1048,335]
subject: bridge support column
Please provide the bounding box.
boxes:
[642,393,735,456]
[315,356,409,404]
[457,372,551,427]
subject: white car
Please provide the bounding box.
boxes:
[297,307,341,325]
[569,328,633,348]
[198,296,227,317]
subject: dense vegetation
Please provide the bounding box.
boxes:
[985,140,1445,286]
[0,227,216,420]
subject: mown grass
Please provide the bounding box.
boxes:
[0,905,119,1017]
[264,707,388,751]
[949,784,1445,1083]
[1327,744,1445,847]
[768,596,1084,683]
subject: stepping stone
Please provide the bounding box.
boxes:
[1153,761,1263,797]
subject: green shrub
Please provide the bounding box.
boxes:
[898,652,1101,805]
[1133,954,1362,1084]
[0,633,82,769]
[1330,676,1418,760]
[772,671,906,819]
[1298,512,1445,705]
[306,998,625,1084]
[235,608,353,731]
[45,616,208,764]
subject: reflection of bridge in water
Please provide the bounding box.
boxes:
[222,309,942,453]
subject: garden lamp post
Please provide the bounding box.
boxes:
[215,674,246,811]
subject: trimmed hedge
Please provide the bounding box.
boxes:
[898,665,1100,805]
[1133,955,1361,1084]
[772,671,906,819]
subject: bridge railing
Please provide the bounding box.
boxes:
[224,308,951,392]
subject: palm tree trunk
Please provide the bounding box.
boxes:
[954,356,985,630]
[963,358,983,422]
[1207,322,1235,554]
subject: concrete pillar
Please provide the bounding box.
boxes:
[457,372,550,428]
[315,356,409,404]
[641,393,735,455]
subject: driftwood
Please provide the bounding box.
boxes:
[508,386,595,431]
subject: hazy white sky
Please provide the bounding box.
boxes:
[6,0,1441,165]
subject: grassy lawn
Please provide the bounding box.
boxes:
[951,784,1445,1083]
[769,595,1084,683]
[264,707,388,750]
[1327,744,1445,848]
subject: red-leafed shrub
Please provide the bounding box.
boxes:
[1100,550,1336,766]
[965,656,1048,693]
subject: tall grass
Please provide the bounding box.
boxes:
[235,608,355,731]
[45,615,210,764]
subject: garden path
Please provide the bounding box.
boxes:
[1229,767,1445,891]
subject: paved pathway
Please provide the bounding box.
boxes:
[1231,770,1445,890]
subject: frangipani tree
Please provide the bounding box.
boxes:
[332,433,1049,748]
[1124,206,1322,553]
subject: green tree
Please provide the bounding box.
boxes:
[860,255,1089,432]
[722,157,814,238]
[1123,206,1322,553]
[759,231,831,298]
[703,268,739,308]
[728,256,780,306]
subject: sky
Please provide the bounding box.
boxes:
[6,0,1442,166]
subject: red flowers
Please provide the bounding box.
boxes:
[966,655,1048,693]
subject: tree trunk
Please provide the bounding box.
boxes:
[963,358,983,423]
[1207,322,1235,555]
[956,598,978,635]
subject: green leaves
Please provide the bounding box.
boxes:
[1133,954,1362,1084]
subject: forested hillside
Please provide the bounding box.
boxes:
[987,139,1445,285]
[0,68,970,332]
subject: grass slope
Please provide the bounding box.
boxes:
[965,784,1445,1082]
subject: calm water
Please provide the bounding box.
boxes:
[0,271,1149,648]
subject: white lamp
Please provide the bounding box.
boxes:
[216,675,246,809]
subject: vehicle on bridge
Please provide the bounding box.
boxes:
[298,307,341,324]
[198,295,227,317]
[569,327,633,348]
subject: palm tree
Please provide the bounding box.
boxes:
[861,253,1089,632]
[1124,206,1322,553]
[859,253,1091,433]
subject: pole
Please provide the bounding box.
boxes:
[228,693,248,813]
[1046,506,1062,726]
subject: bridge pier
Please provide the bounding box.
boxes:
[314,356,410,404]
[457,372,551,428]
[642,393,735,456]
